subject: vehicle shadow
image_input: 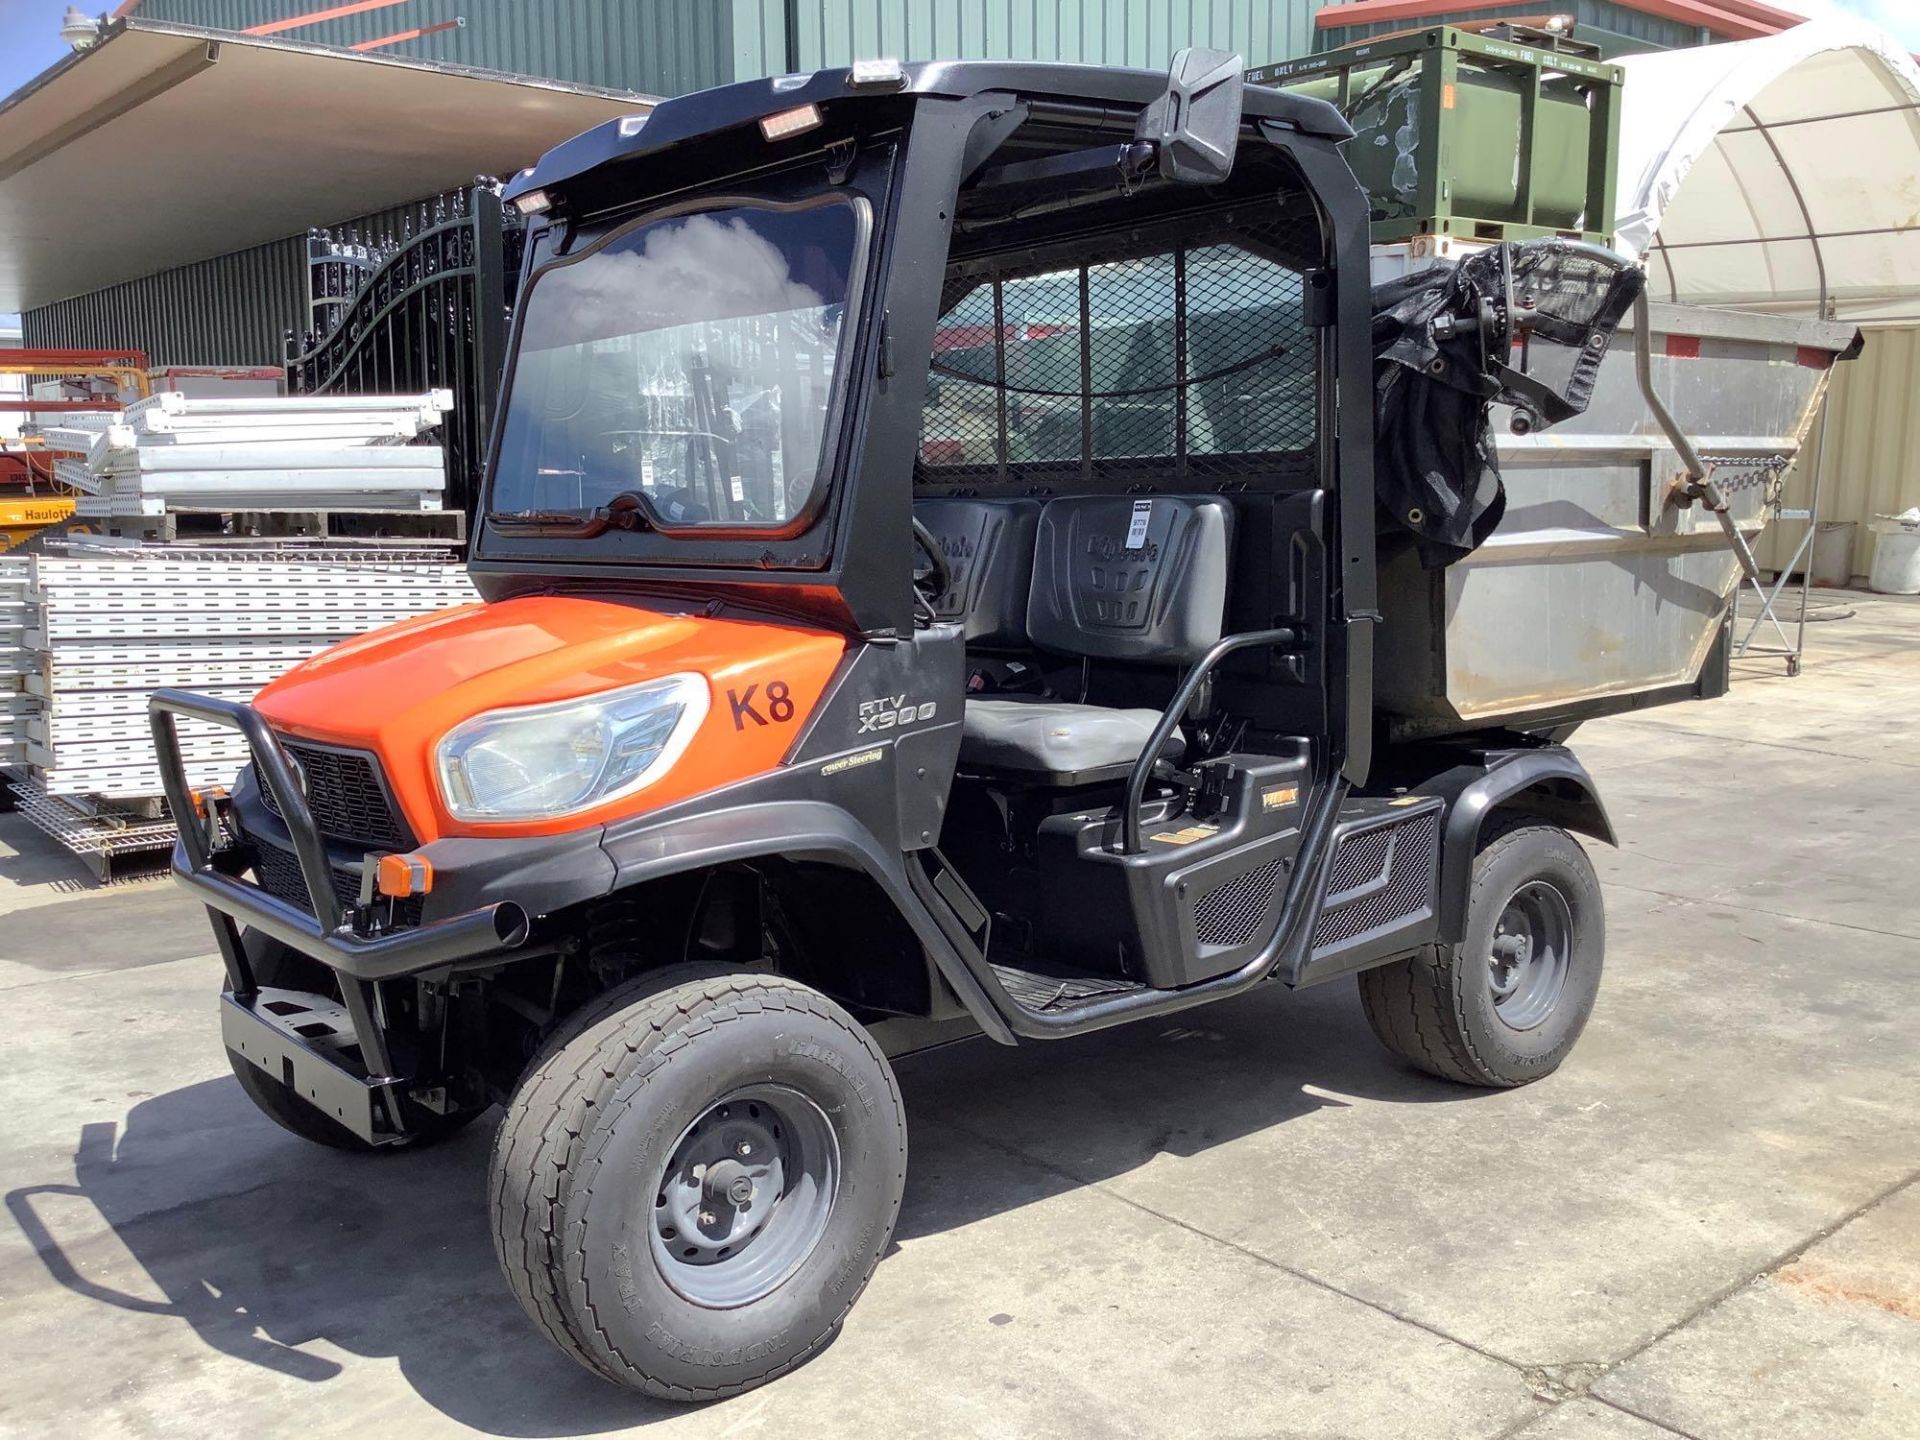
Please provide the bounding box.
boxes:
[6,978,1477,1433]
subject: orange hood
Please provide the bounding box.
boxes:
[253,595,846,841]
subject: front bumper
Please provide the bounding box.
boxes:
[152,689,620,986]
[153,689,624,1142]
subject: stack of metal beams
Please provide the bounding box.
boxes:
[2,541,477,877]
[42,391,454,517]
[0,555,29,768]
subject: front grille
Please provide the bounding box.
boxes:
[1312,811,1438,950]
[251,834,323,911]
[258,741,410,851]
[250,834,422,929]
[1194,857,1285,948]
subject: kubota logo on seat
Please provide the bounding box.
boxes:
[1087,534,1158,562]
[857,693,937,734]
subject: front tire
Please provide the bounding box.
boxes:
[489,966,907,1400]
[1358,820,1604,1087]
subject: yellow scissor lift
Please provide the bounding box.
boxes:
[0,348,152,550]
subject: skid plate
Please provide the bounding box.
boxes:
[220,987,401,1146]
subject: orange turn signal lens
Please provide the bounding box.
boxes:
[188,786,227,818]
[375,852,434,898]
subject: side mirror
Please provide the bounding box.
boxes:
[1135,47,1244,186]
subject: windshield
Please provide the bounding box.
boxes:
[490,197,862,531]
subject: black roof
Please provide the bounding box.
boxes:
[504,59,1351,204]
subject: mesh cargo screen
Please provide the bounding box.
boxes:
[916,212,1322,487]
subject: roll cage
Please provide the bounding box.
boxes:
[487,59,1379,782]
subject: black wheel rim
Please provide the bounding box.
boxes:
[1487,879,1574,1031]
[649,1084,839,1309]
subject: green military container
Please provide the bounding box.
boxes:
[1247,25,1624,247]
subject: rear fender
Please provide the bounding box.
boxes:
[1425,748,1616,943]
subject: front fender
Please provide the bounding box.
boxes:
[1421,747,1616,943]
[598,797,1014,1044]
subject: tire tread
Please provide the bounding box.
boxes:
[1358,817,1579,1088]
[487,966,904,1400]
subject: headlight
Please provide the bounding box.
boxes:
[435,674,708,821]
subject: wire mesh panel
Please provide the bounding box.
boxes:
[1088,255,1178,461]
[1183,245,1313,470]
[918,217,1319,489]
[1311,811,1440,950]
[1194,855,1285,948]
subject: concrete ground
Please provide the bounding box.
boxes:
[1,594,1915,1440]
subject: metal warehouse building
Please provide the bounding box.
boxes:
[9,0,1801,367]
[3,0,1914,578]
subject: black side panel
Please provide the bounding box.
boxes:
[786,624,966,848]
[1032,750,1311,988]
[1218,487,1328,736]
[1289,798,1442,987]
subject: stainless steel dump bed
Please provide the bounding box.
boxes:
[1376,302,1860,737]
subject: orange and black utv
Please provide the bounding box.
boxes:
[154,53,1658,1398]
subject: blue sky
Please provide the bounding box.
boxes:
[0,0,75,100]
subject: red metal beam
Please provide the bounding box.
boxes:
[1313,0,1803,40]
[1695,0,1815,26]
[0,348,150,371]
[349,17,464,51]
[244,0,416,39]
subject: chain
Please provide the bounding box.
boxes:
[1699,453,1793,498]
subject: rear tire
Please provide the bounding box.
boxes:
[225,931,480,1152]
[489,966,907,1400]
[1358,820,1604,1087]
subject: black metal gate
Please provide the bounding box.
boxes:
[285,185,518,514]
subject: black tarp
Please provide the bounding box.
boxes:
[1372,241,1645,567]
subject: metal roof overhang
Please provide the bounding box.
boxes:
[0,18,655,313]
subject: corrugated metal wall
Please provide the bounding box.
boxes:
[135,0,1321,92]
[1314,0,1705,53]
[21,192,466,368]
[20,236,305,367]
[134,0,736,96]
[26,1,1326,362]
[754,1,1320,76]
[1760,329,1920,582]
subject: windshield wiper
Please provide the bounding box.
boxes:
[485,492,655,538]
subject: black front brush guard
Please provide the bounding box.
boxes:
[148,689,531,1082]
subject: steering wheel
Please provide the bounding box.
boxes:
[911,518,953,611]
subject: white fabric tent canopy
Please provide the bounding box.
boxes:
[1613,20,1920,326]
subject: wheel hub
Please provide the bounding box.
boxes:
[1486,880,1573,1030]
[650,1084,839,1309]
[697,1156,759,1208]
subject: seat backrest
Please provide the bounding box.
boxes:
[914,497,1040,649]
[1027,495,1233,664]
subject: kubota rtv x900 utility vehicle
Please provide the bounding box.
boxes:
[155,53,1657,1398]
